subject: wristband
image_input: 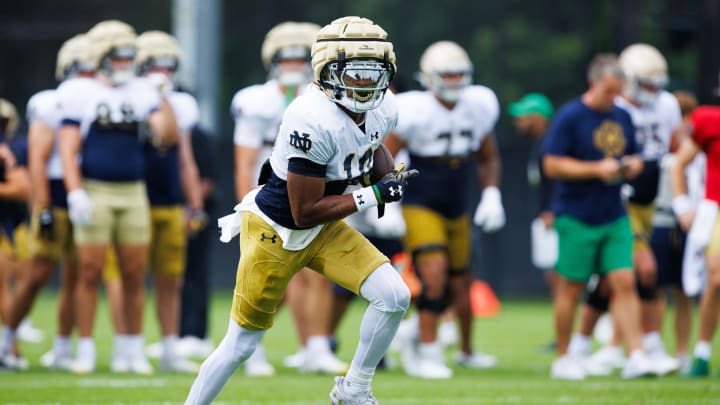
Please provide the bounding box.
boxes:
[672,194,693,217]
[352,186,379,212]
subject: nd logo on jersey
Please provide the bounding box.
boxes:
[593,120,626,157]
[289,130,312,153]
[95,102,137,131]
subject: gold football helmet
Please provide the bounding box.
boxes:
[86,20,137,85]
[311,16,396,113]
[619,43,668,106]
[55,34,94,81]
[261,21,320,86]
[0,98,19,141]
[418,41,473,103]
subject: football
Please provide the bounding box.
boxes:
[370,143,395,183]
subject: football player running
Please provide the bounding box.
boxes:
[58,20,177,374]
[575,44,681,376]
[129,30,205,373]
[186,16,416,405]
[0,34,95,371]
[671,73,720,377]
[383,41,502,379]
[231,21,348,376]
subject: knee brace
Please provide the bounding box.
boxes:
[415,280,451,314]
[636,279,658,301]
[585,286,610,312]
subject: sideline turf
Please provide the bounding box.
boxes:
[2,293,719,404]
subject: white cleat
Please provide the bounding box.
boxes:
[129,357,154,375]
[40,351,73,371]
[438,321,459,349]
[406,356,453,379]
[159,356,199,373]
[110,356,130,373]
[621,351,655,379]
[2,354,29,371]
[283,349,305,368]
[329,376,378,405]
[455,351,497,369]
[300,352,349,375]
[176,336,214,359]
[585,346,626,372]
[17,320,45,344]
[646,347,680,376]
[581,356,613,376]
[145,341,163,359]
[70,357,96,374]
[244,344,275,377]
[550,355,587,380]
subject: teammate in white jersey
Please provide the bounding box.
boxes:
[0,33,96,371]
[186,17,416,405]
[231,21,348,376]
[105,29,203,373]
[384,40,503,379]
[575,44,682,376]
[58,20,177,374]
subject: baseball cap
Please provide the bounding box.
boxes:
[508,93,554,119]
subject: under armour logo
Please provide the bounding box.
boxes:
[260,233,278,243]
[289,130,312,153]
[370,132,379,141]
[356,194,365,205]
[389,185,402,197]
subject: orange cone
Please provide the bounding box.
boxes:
[470,279,501,318]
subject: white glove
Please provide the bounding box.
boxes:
[367,203,406,239]
[147,72,173,95]
[67,189,94,226]
[473,186,505,233]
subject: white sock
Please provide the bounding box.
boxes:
[345,263,410,395]
[628,349,644,362]
[77,337,96,363]
[306,336,332,356]
[246,343,267,365]
[54,335,72,357]
[163,335,178,360]
[112,334,128,360]
[642,331,663,351]
[185,319,265,405]
[127,334,145,361]
[568,333,591,357]
[0,326,16,355]
[694,341,712,361]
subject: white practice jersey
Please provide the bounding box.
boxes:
[393,86,499,157]
[57,77,161,138]
[615,91,682,161]
[269,85,397,182]
[653,152,707,227]
[57,77,161,182]
[240,85,397,250]
[168,91,199,135]
[232,80,307,181]
[27,89,63,180]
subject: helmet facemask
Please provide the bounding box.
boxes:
[141,56,178,92]
[101,45,137,85]
[424,70,472,103]
[321,57,392,113]
[270,46,313,86]
[626,74,667,108]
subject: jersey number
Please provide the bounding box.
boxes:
[342,147,373,180]
[437,130,473,156]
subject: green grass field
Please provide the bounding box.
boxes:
[2,292,720,404]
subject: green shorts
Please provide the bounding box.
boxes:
[554,215,633,282]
